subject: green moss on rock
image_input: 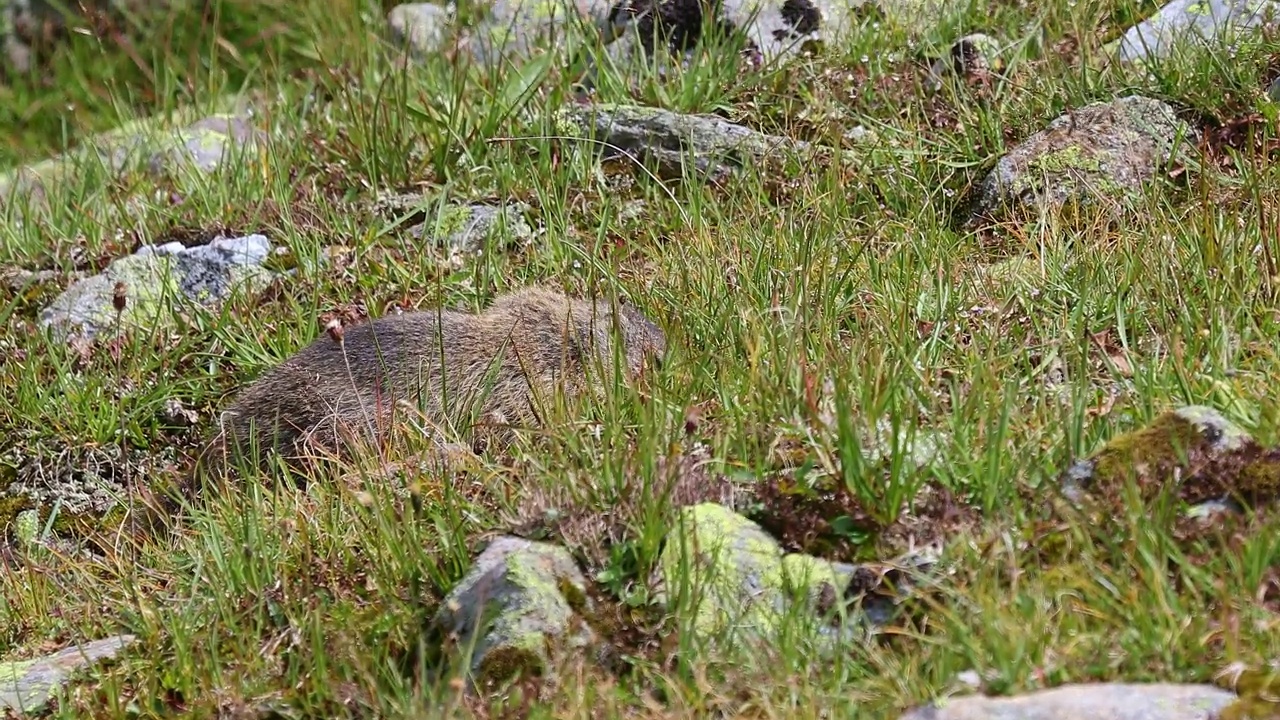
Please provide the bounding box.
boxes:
[429,536,597,691]
[1063,405,1280,512]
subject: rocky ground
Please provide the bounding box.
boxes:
[1,0,1280,717]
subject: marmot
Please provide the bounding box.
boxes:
[194,286,667,480]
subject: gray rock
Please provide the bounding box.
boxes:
[555,102,820,180]
[38,234,276,340]
[1110,0,1280,66]
[452,0,613,65]
[1,110,262,208]
[968,96,1195,226]
[430,536,599,691]
[897,683,1237,720]
[387,3,452,57]
[0,635,136,714]
[152,114,264,173]
[408,202,534,253]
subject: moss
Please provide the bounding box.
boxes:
[1236,451,1280,497]
[475,640,546,689]
[1216,669,1280,719]
[1087,406,1280,506]
[0,658,37,684]
[1085,409,1214,501]
[780,553,843,610]
[0,495,35,538]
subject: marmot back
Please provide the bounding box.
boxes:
[197,286,666,477]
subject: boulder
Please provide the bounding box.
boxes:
[39,234,276,340]
[554,102,823,180]
[429,536,599,691]
[967,96,1194,226]
[1109,0,1280,66]
[0,635,136,714]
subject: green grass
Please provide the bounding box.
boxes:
[1,0,1280,716]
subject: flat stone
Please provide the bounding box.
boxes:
[38,234,276,340]
[555,102,821,180]
[898,683,1237,720]
[429,536,598,691]
[968,95,1195,226]
[407,202,534,253]
[1110,0,1280,65]
[0,109,261,210]
[0,635,136,714]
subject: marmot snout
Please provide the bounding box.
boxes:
[198,286,666,477]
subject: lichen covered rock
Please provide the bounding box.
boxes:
[1061,405,1280,511]
[409,202,534,253]
[39,234,276,340]
[657,503,912,649]
[1109,0,1280,66]
[0,635,136,714]
[657,502,802,640]
[968,96,1194,226]
[897,682,1237,720]
[429,536,599,691]
[0,110,263,208]
[555,102,822,180]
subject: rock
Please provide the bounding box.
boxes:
[476,0,615,64]
[968,95,1194,226]
[38,234,276,340]
[1109,0,1280,66]
[554,102,822,180]
[149,114,264,173]
[926,33,1004,92]
[387,3,452,57]
[656,503,911,648]
[603,0,844,66]
[1268,74,1280,102]
[861,417,947,469]
[656,502,799,640]
[897,683,1237,720]
[429,536,599,691]
[0,635,136,714]
[1060,405,1280,511]
[0,110,262,208]
[408,202,535,253]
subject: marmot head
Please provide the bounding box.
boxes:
[584,296,667,380]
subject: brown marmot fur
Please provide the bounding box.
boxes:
[194,285,667,480]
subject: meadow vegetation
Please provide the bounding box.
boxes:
[1,0,1280,716]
